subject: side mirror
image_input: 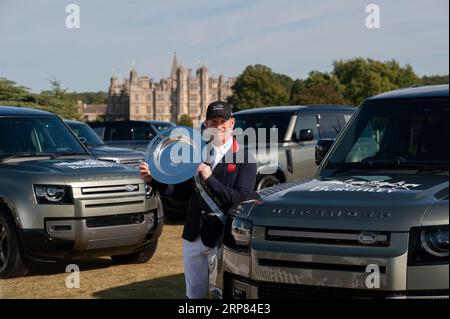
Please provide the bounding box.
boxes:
[315,139,334,165]
[79,136,89,148]
[299,129,314,142]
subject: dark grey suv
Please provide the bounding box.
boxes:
[211,85,449,299]
[65,120,144,166]
[88,120,176,152]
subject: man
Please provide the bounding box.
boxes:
[139,101,258,299]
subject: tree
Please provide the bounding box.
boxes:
[67,91,108,104]
[333,58,421,105]
[37,78,80,119]
[290,71,352,105]
[0,77,80,119]
[291,83,353,105]
[0,77,36,103]
[178,114,193,127]
[274,72,294,94]
[421,75,449,85]
[227,65,291,110]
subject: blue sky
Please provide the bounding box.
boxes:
[0,0,448,92]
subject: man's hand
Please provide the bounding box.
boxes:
[139,162,153,184]
[197,163,212,181]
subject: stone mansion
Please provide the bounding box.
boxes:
[106,54,236,126]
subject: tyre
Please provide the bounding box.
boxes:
[0,209,29,279]
[111,240,158,265]
[256,174,281,191]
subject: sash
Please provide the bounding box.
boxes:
[193,175,227,224]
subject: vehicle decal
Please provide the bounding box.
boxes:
[53,160,117,170]
[310,179,421,193]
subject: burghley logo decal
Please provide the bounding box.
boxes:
[310,179,421,193]
[54,160,117,170]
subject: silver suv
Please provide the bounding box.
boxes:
[233,105,355,190]
[211,85,449,299]
[0,106,163,278]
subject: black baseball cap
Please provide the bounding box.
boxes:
[206,101,234,120]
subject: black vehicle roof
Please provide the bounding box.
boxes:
[88,120,173,126]
[234,105,355,116]
[368,84,449,101]
[144,120,175,124]
[0,105,55,117]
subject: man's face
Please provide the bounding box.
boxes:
[205,116,235,145]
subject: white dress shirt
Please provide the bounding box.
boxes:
[208,138,233,170]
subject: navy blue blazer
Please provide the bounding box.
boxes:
[149,139,259,248]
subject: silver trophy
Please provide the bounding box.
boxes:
[144,126,206,184]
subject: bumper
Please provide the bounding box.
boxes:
[216,226,449,299]
[222,273,449,299]
[19,210,163,262]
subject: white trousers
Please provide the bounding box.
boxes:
[183,237,217,299]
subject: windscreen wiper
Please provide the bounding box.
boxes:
[332,161,427,176]
[415,166,449,175]
[50,152,90,159]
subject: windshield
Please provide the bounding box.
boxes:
[234,112,292,143]
[325,97,449,170]
[0,116,87,158]
[67,122,104,146]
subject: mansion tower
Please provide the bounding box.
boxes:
[106,54,235,126]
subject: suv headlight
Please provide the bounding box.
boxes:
[34,185,74,205]
[409,226,449,265]
[224,216,252,254]
[145,184,153,199]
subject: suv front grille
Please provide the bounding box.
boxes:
[266,227,390,247]
[85,213,145,228]
[81,184,140,195]
[258,259,387,273]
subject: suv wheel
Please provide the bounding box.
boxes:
[0,210,29,279]
[256,175,281,191]
[111,240,158,265]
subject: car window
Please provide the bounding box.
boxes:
[67,122,104,146]
[152,122,175,131]
[91,126,106,139]
[110,123,132,140]
[344,119,389,162]
[337,114,352,131]
[318,115,340,139]
[327,98,449,165]
[294,115,319,142]
[0,117,85,156]
[131,123,155,140]
[234,112,292,143]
